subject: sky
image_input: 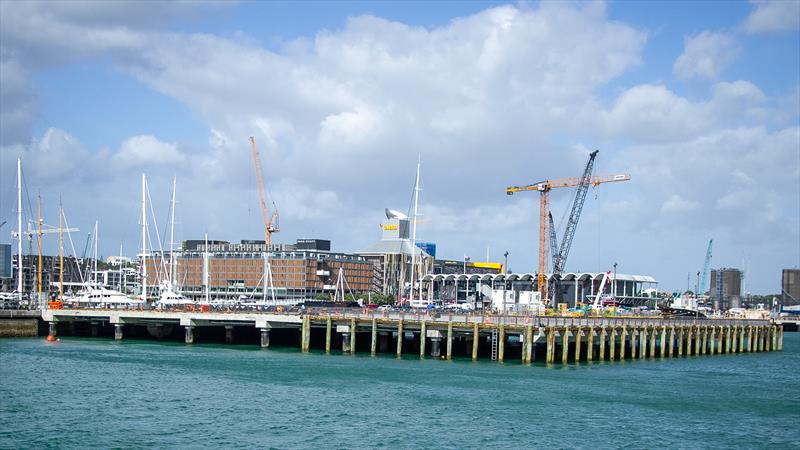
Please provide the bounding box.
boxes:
[0,0,798,294]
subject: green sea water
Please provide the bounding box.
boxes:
[1,334,798,448]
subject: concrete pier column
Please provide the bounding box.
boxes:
[183,325,192,344]
[48,322,57,338]
[524,325,533,364]
[639,328,646,360]
[738,326,745,353]
[620,326,627,360]
[397,320,404,358]
[608,327,615,361]
[546,326,555,364]
[420,321,427,358]
[660,326,667,358]
[748,326,754,352]
[260,328,270,348]
[677,327,684,357]
[472,323,479,362]
[649,327,656,359]
[498,325,506,363]
[701,327,707,355]
[301,315,311,353]
[630,328,637,359]
[756,326,762,352]
[91,322,99,337]
[778,325,783,351]
[371,318,377,356]
[771,326,777,352]
[225,326,234,344]
[587,327,595,362]
[710,326,717,354]
[727,326,733,354]
[561,327,570,365]
[325,316,332,354]
[574,327,582,362]
[430,337,442,358]
[599,327,607,361]
[686,326,693,356]
[694,326,701,355]
[668,326,675,358]
[446,322,453,360]
[350,319,357,355]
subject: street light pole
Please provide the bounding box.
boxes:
[613,262,618,301]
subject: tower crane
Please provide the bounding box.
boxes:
[506,151,630,304]
[249,136,279,246]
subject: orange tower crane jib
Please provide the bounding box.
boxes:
[506,173,630,301]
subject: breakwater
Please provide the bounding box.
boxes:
[40,309,780,363]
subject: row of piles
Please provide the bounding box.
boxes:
[299,318,783,364]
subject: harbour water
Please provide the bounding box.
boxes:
[1,334,798,448]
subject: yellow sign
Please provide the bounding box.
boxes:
[382,225,398,230]
[471,262,503,270]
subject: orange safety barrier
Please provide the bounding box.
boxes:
[48,301,63,310]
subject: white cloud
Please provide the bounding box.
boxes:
[742,0,800,34]
[661,194,700,213]
[112,135,186,168]
[674,31,739,80]
[601,81,768,143]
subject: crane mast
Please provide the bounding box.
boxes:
[249,136,279,246]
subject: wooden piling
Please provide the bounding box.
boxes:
[649,326,656,358]
[677,327,684,357]
[371,318,377,356]
[608,327,615,361]
[587,326,594,362]
[546,326,555,364]
[420,321,426,359]
[350,318,357,355]
[524,325,533,364]
[575,327,582,362]
[498,325,505,362]
[561,327,569,365]
[325,316,332,354]
[472,323,479,361]
[396,320,403,357]
[446,322,453,360]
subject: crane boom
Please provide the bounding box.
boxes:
[249,136,278,246]
[548,212,558,272]
[699,239,713,297]
[554,150,598,275]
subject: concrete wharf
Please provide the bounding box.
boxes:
[35,309,783,363]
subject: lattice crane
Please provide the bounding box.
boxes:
[249,136,279,246]
[506,151,630,303]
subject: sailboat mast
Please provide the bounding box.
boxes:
[142,174,147,303]
[170,177,176,288]
[410,156,420,304]
[204,232,209,304]
[59,204,63,301]
[37,195,42,299]
[93,221,99,285]
[16,158,22,303]
[119,244,124,293]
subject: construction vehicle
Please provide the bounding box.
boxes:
[506,151,630,304]
[249,136,280,245]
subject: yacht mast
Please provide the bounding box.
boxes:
[409,156,421,304]
[93,221,99,285]
[16,158,22,303]
[169,177,177,289]
[59,203,63,301]
[203,232,209,304]
[141,174,147,303]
